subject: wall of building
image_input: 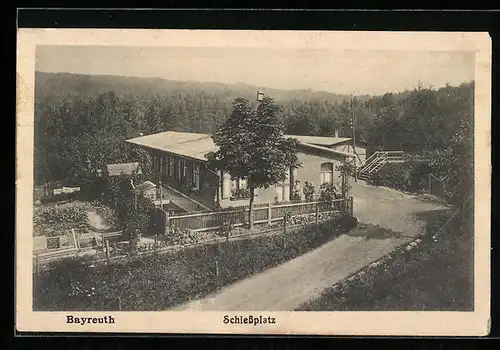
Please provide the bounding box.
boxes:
[151,151,219,209]
[150,146,347,210]
[217,147,346,208]
[292,150,345,199]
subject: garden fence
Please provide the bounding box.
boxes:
[167,197,353,233]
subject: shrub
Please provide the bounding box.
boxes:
[302,181,315,201]
[368,163,412,192]
[33,204,88,236]
[166,227,202,246]
[105,175,155,253]
[368,161,432,194]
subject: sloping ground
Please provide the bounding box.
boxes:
[170,181,448,311]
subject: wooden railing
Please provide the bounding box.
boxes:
[167,197,353,232]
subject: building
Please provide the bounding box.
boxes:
[290,129,368,165]
[126,131,361,209]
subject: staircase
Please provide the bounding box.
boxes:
[357,151,406,181]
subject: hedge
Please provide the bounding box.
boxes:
[33,216,357,311]
[368,161,431,193]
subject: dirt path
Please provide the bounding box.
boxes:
[160,185,209,212]
[87,211,110,231]
[351,181,449,237]
[170,181,449,311]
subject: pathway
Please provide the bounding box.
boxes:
[170,180,448,311]
[160,185,209,212]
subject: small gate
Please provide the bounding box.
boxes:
[428,174,446,200]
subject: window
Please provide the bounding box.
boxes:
[320,162,334,185]
[177,159,182,180]
[169,157,174,177]
[231,177,250,199]
[182,159,186,178]
[162,156,168,176]
[231,178,247,190]
[193,164,200,190]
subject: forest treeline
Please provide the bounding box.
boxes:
[34,72,474,202]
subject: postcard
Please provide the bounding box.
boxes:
[16,29,491,336]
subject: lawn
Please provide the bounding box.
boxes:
[296,208,474,311]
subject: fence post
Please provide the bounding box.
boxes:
[267,202,272,225]
[215,260,219,278]
[105,239,110,263]
[283,215,287,236]
[71,228,79,250]
[118,296,122,311]
[165,211,170,235]
[428,173,432,194]
[315,201,319,226]
[350,196,354,216]
[283,212,290,250]
[35,251,40,278]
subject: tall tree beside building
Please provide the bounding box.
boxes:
[206,97,301,229]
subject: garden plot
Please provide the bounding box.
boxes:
[33,200,119,250]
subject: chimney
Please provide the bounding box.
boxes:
[334,129,339,138]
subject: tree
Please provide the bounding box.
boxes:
[206,97,301,229]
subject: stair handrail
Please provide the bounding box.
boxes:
[359,152,388,174]
[359,151,384,169]
[359,153,385,173]
[358,155,380,174]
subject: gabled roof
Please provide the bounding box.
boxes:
[126,131,355,161]
[126,131,216,161]
[106,162,141,176]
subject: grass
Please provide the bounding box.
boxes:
[296,208,474,311]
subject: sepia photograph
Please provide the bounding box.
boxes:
[16,29,491,335]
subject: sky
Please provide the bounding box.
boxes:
[35,46,475,95]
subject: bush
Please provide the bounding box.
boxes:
[33,205,88,236]
[105,175,155,252]
[369,163,410,191]
[34,216,352,311]
[368,161,433,194]
[302,181,315,201]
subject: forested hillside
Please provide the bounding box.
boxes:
[34,72,474,202]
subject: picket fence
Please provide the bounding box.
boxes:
[167,197,354,233]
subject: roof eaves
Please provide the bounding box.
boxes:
[299,141,355,158]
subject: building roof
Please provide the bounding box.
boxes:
[284,135,352,147]
[126,131,355,161]
[106,162,141,176]
[297,142,355,158]
[126,131,216,161]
